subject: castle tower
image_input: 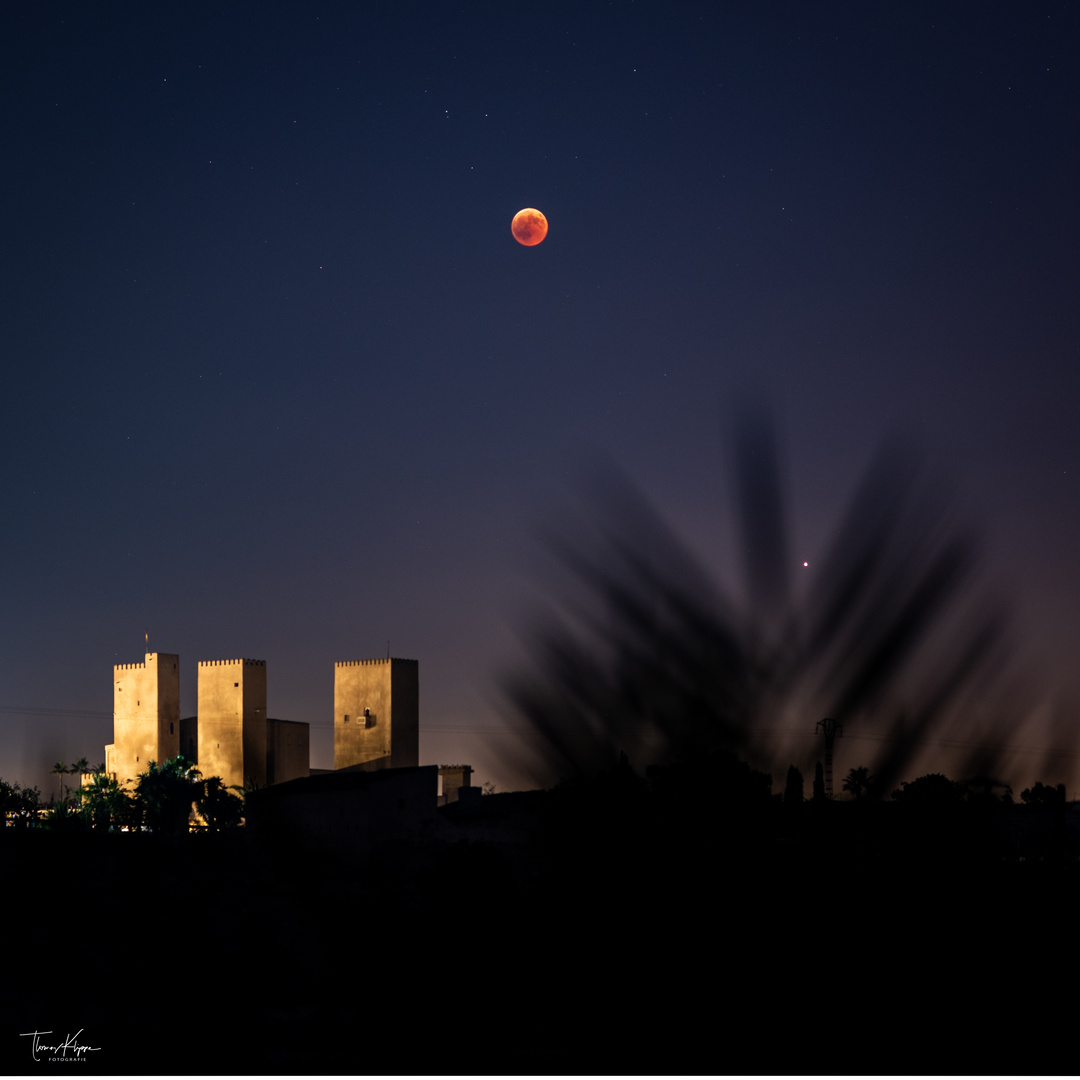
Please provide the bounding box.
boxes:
[197,659,267,790]
[334,658,418,771]
[107,652,180,786]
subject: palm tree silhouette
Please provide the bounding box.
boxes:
[842,766,874,800]
[50,761,70,803]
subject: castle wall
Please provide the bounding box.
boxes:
[179,716,198,764]
[267,718,310,785]
[391,659,420,768]
[111,653,180,786]
[334,658,418,771]
[197,659,267,790]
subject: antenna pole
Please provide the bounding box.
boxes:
[815,717,843,797]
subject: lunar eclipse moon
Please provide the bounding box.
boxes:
[511,208,548,246]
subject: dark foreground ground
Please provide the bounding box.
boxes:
[3,792,1077,1075]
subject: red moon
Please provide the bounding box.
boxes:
[511,208,548,246]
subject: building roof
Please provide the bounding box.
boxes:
[245,764,437,802]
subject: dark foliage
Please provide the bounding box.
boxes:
[0,779,41,827]
[891,772,967,806]
[196,776,245,831]
[133,756,202,835]
[1021,780,1066,807]
[842,765,875,800]
[784,764,804,805]
[504,408,1011,795]
[76,772,136,830]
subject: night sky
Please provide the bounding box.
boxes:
[3,1,1079,798]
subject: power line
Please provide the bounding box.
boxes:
[0,705,111,720]
[5,704,1078,761]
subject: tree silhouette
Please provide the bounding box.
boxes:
[50,761,70,803]
[196,776,244,831]
[0,779,41,827]
[134,756,202,835]
[842,766,875,801]
[784,765,804,805]
[76,772,134,830]
[1020,781,1065,807]
[891,773,966,806]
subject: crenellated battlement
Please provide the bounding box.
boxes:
[198,658,266,667]
[108,649,307,790]
[114,653,173,674]
[333,656,418,771]
[335,658,417,668]
[111,652,180,782]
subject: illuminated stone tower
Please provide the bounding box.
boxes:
[334,658,418,771]
[106,652,180,786]
[197,658,267,789]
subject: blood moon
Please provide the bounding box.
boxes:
[511,208,548,247]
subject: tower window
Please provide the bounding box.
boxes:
[234,682,239,688]
[169,722,174,735]
[343,714,350,724]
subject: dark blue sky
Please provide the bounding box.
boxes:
[3,1,1079,795]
